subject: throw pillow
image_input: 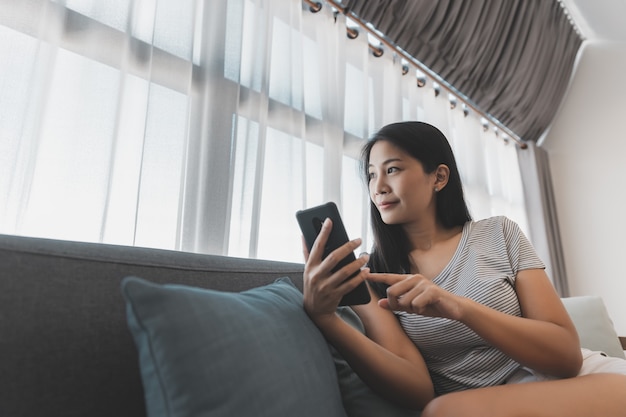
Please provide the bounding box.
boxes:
[333,307,422,417]
[121,276,348,417]
[561,295,625,359]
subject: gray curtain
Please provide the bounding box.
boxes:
[341,0,583,143]
[517,142,569,296]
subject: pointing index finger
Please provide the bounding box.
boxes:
[366,272,410,286]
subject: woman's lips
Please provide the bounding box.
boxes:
[378,201,397,210]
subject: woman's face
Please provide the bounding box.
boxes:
[367,140,438,225]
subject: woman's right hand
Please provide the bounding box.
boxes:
[302,218,369,324]
[367,272,465,321]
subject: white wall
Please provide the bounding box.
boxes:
[542,42,626,336]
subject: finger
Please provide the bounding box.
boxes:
[384,288,402,311]
[377,297,391,310]
[322,237,363,274]
[325,251,369,287]
[308,218,332,263]
[383,275,426,311]
[337,265,370,294]
[366,272,410,286]
[387,283,421,313]
[387,278,434,314]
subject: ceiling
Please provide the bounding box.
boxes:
[562,0,626,42]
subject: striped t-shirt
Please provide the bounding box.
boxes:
[396,216,545,395]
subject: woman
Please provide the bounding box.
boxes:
[302,121,626,416]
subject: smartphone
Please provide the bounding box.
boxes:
[296,202,371,306]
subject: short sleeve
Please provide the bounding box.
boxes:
[500,216,545,274]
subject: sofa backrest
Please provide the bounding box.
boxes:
[0,234,304,417]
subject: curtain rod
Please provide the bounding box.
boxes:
[303,0,528,149]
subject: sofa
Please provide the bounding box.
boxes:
[1,233,624,417]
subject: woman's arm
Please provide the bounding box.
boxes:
[462,268,582,377]
[302,219,433,409]
[315,300,433,409]
[369,269,582,378]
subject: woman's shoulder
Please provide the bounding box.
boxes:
[466,216,525,241]
[469,215,517,231]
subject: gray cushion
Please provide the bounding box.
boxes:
[122,276,347,417]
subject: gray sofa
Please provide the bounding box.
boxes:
[1,233,624,417]
[0,233,306,417]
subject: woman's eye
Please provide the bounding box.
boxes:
[367,172,375,181]
[387,167,399,174]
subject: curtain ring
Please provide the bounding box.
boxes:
[346,27,359,39]
[369,44,383,57]
[304,0,322,13]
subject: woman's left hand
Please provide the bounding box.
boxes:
[366,273,465,321]
[301,219,369,323]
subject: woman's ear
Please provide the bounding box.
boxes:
[434,164,450,191]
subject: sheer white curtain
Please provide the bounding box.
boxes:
[1,0,196,250]
[0,0,529,263]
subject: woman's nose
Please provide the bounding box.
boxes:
[372,178,388,195]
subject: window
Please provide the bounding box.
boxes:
[0,0,528,263]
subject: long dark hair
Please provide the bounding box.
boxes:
[360,121,472,297]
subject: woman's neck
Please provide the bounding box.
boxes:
[403,221,464,278]
[403,220,461,252]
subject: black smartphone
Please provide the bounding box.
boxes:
[296,202,371,306]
